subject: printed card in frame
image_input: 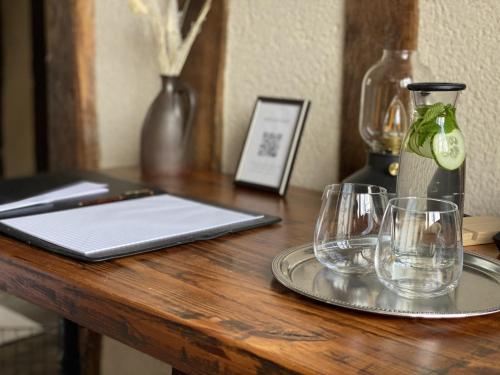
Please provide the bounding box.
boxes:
[234,97,310,196]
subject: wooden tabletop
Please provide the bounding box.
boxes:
[0,168,499,374]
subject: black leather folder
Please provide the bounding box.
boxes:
[0,171,281,261]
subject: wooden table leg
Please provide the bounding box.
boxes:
[79,326,102,375]
[61,319,102,375]
[172,369,188,375]
[61,319,81,375]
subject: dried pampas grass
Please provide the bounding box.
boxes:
[129,0,211,76]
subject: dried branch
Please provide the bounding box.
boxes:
[172,0,211,75]
[179,0,191,28]
[129,0,211,76]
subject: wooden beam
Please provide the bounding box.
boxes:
[45,0,98,171]
[0,4,3,177]
[338,0,419,180]
[180,0,228,172]
[212,0,228,172]
[45,2,101,373]
[31,0,49,172]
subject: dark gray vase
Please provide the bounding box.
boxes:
[140,75,196,176]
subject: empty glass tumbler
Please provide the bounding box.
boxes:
[314,184,388,274]
[375,197,463,298]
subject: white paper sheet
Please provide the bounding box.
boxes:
[0,195,262,257]
[0,181,109,213]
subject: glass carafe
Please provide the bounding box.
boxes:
[397,83,466,222]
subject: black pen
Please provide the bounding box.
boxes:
[77,188,157,207]
[0,203,55,219]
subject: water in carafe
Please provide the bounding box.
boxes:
[397,83,466,222]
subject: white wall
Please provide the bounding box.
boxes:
[418,0,500,214]
[95,0,500,214]
[222,0,345,191]
[95,0,160,169]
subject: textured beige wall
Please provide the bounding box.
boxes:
[95,0,160,169]
[418,0,500,215]
[1,0,35,177]
[222,0,345,190]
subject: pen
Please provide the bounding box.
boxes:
[77,188,157,207]
[0,202,55,219]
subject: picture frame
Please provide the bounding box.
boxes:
[234,97,310,196]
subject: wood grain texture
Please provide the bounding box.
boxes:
[180,0,228,172]
[339,0,419,180]
[0,168,499,375]
[45,0,98,171]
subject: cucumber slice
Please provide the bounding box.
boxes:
[431,129,465,170]
[406,130,418,154]
[407,129,433,158]
[418,137,434,159]
[409,130,423,155]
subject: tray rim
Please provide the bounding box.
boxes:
[272,243,500,319]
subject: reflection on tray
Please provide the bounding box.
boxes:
[313,267,457,314]
[313,269,381,307]
[272,244,500,318]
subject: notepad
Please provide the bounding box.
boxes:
[0,194,264,260]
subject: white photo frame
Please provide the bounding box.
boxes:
[234,97,310,196]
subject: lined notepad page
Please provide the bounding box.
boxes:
[0,195,262,257]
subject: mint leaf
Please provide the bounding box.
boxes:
[444,107,457,133]
[416,125,439,147]
[416,107,428,117]
[408,102,459,152]
[422,103,445,123]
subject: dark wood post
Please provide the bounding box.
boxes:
[179,0,228,172]
[45,0,98,171]
[45,3,101,372]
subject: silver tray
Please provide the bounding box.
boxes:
[272,244,500,318]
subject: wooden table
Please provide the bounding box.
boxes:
[0,168,499,374]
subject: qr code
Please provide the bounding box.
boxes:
[258,132,283,157]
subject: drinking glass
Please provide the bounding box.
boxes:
[375,197,463,298]
[314,184,388,274]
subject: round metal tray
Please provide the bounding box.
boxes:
[272,244,500,318]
